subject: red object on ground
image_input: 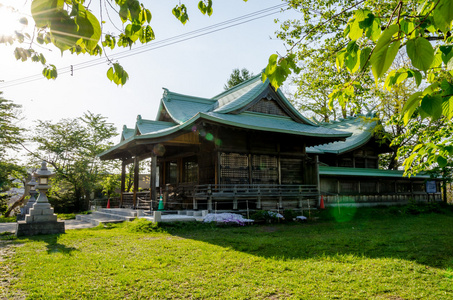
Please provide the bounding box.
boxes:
[319,195,325,209]
[107,199,111,208]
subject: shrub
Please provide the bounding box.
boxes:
[250,210,283,223]
[283,209,301,221]
[403,200,442,215]
[125,218,163,233]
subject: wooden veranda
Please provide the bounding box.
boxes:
[119,183,319,211]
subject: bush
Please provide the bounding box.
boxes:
[250,210,283,223]
[125,218,163,233]
[403,200,443,215]
[282,209,302,221]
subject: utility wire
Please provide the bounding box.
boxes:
[0,4,286,89]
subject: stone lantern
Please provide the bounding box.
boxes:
[16,161,65,236]
[17,176,38,221]
[24,176,38,212]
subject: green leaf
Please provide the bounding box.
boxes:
[19,17,28,26]
[75,9,101,51]
[420,94,443,120]
[412,70,422,87]
[430,50,443,68]
[107,63,129,86]
[441,96,453,119]
[42,64,58,80]
[336,51,345,71]
[198,1,206,14]
[365,18,381,42]
[433,0,453,33]
[31,0,64,28]
[359,47,372,71]
[119,5,128,23]
[396,71,408,85]
[107,67,114,81]
[370,24,400,83]
[437,155,448,168]
[402,91,423,124]
[406,37,434,71]
[400,19,415,35]
[49,11,79,52]
[349,10,365,40]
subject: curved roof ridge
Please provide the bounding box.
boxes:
[212,73,262,100]
[162,88,215,105]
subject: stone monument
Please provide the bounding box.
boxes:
[16,161,65,236]
[16,175,38,221]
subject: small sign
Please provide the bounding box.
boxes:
[426,181,437,193]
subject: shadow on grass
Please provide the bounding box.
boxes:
[162,206,453,269]
[27,234,78,255]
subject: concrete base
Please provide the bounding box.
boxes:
[15,221,65,237]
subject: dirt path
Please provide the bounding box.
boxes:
[0,239,26,300]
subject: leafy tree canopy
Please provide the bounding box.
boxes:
[267,0,453,176]
[0,94,26,215]
[224,68,254,90]
[29,111,117,211]
[2,0,246,85]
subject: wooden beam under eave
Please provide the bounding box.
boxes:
[150,153,157,206]
[133,156,139,208]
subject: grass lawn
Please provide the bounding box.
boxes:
[1,206,452,299]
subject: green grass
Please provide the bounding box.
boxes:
[2,207,453,299]
[56,211,91,220]
[0,215,16,222]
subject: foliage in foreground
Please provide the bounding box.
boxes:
[3,207,452,299]
[266,0,453,178]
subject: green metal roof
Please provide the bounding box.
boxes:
[201,112,350,138]
[120,126,135,141]
[158,89,215,124]
[99,72,356,160]
[307,115,377,155]
[135,115,176,135]
[319,166,433,179]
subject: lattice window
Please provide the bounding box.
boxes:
[380,180,396,193]
[339,180,358,193]
[339,158,353,167]
[252,155,278,184]
[220,153,249,184]
[397,182,411,193]
[413,182,425,193]
[361,181,377,193]
[247,99,288,116]
[280,158,303,184]
[355,157,365,168]
[183,159,198,183]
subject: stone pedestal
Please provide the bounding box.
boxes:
[16,220,65,237]
[15,161,65,237]
[16,201,65,236]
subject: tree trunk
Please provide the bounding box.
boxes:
[4,194,26,217]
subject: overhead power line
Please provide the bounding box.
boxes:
[0,4,287,89]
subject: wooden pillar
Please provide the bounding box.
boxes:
[150,153,157,209]
[207,184,212,211]
[120,159,126,208]
[133,156,139,208]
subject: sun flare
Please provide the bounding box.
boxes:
[0,3,26,38]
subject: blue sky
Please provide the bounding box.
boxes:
[0,0,298,139]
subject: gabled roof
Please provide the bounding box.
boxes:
[156,89,215,124]
[100,72,354,160]
[135,115,176,135]
[121,125,135,141]
[307,114,377,155]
